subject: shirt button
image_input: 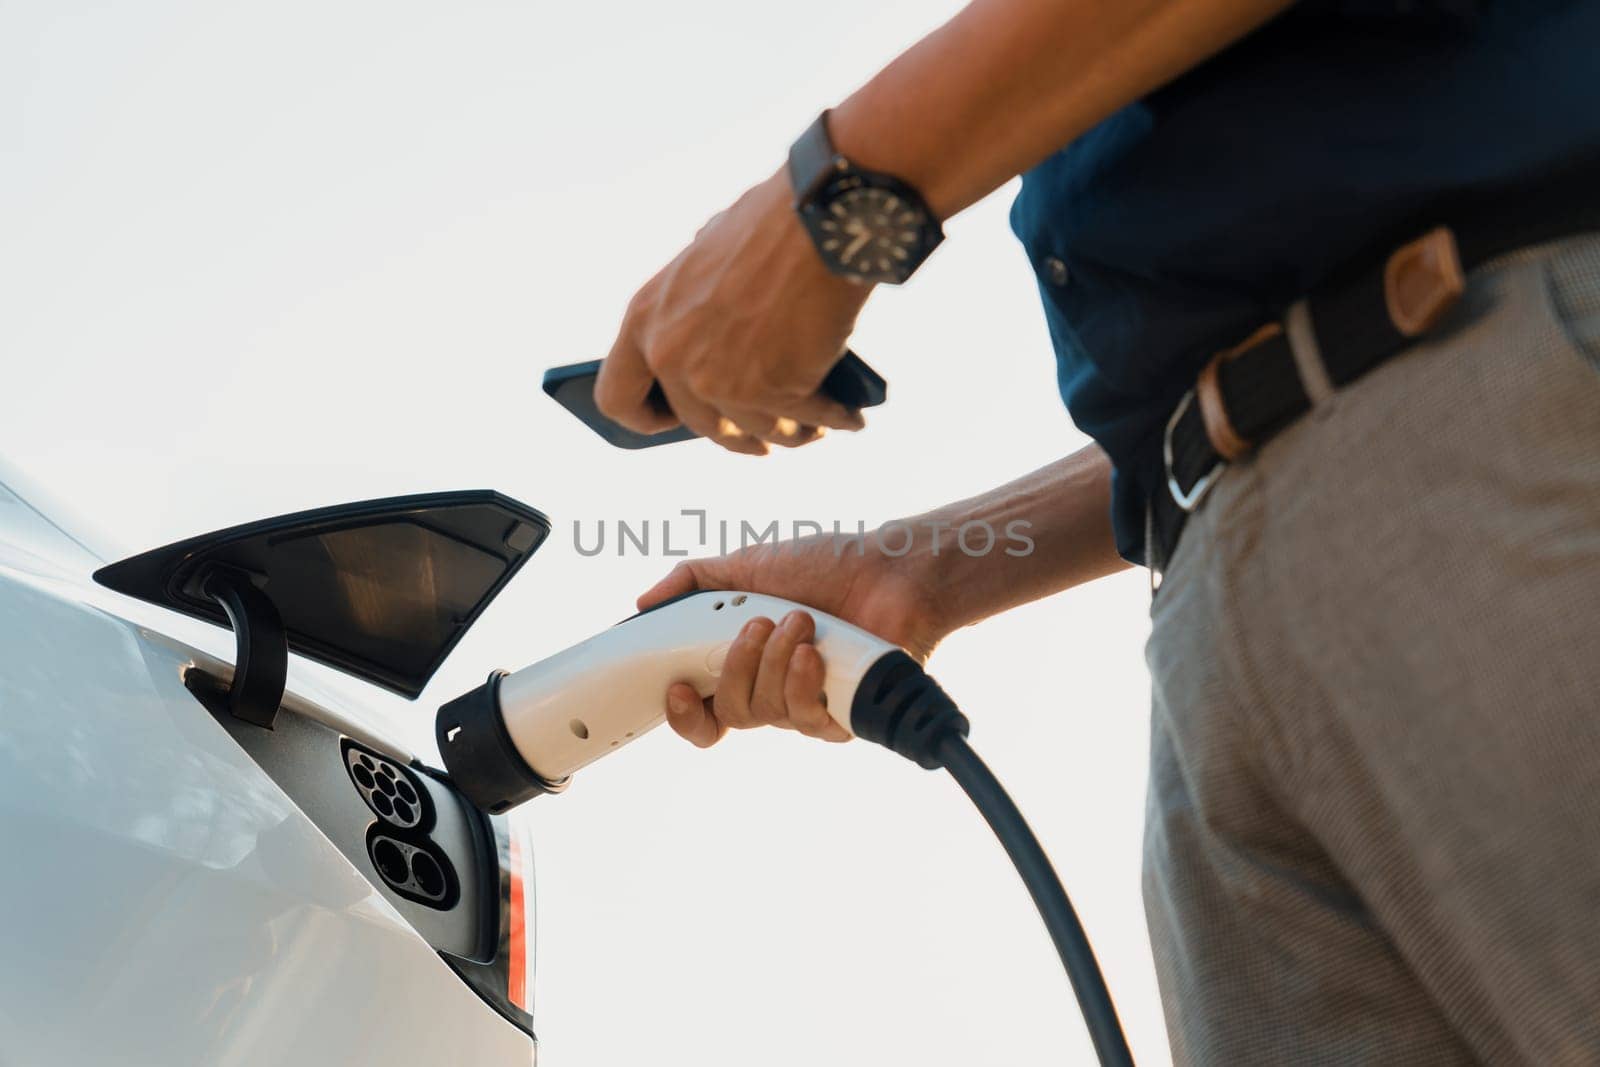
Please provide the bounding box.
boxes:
[1044,256,1070,287]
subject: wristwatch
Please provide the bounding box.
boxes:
[787,110,944,285]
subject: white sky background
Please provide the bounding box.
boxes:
[2,2,1168,1063]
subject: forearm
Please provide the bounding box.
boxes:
[829,0,1293,218]
[902,443,1128,633]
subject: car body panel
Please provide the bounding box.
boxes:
[0,473,534,1065]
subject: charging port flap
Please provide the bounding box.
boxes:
[94,490,550,704]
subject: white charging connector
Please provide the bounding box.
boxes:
[495,590,896,783]
[435,587,1134,1066]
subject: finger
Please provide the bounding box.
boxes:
[782,392,867,433]
[637,561,699,609]
[693,208,728,240]
[665,683,725,748]
[749,610,814,725]
[596,322,679,436]
[785,643,850,742]
[658,380,768,456]
[782,424,826,448]
[720,408,782,441]
[637,557,741,610]
[711,617,774,728]
[724,410,825,449]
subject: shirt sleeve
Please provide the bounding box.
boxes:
[1295,0,1486,21]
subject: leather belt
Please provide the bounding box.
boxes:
[1149,161,1600,579]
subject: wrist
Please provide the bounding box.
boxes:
[784,114,944,286]
[890,512,1007,637]
[825,103,959,222]
[869,513,1006,642]
[754,169,877,307]
[880,447,1129,635]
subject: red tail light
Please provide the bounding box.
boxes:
[507,819,533,1012]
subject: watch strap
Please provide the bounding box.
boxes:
[785,109,945,285]
[787,110,842,206]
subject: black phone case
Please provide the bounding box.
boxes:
[541,350,887,450]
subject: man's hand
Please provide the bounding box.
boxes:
[596,172,872,456]
[592,0,1294,456]
[637,446,1129,750]
[636,533,950,747]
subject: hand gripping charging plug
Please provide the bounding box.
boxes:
[435,589,1135,1067]
[436,591,941,803]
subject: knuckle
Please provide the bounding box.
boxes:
[712,693,748,727]
[685,368,722,399]
[643,345,675,377]
[624,286,654,321]
[788,698,827,730]
[741,412,779,435]
[748,691,782,723]
[644,331,685,372]
[795,713,833,739]
[735,619,771,650]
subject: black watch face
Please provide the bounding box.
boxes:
[807,175,938,284]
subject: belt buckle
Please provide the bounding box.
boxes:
[1163,389,1223,513]
[1164,321,1284,513]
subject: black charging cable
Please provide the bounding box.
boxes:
[937,733,1135,1067]
[851,652,1136,1067]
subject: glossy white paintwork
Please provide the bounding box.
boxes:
[491,590,896,782]
[0,473,533,1065]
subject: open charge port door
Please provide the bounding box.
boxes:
[94,489,549,1038]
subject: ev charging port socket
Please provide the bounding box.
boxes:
[365,826,459,910]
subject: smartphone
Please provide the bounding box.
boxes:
[541,349,887,450]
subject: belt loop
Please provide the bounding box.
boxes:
[1386,227,1465,337]
[1285,299,1335,408]
[1147,499,1162,596]
[1193,322,1280,463]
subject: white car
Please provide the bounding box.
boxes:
[0,459,542,1065]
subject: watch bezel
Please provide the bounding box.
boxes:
[797,169,944,286]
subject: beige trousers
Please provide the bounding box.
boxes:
[1144,233,1600,1065]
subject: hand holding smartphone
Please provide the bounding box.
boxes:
[541,350,887,450]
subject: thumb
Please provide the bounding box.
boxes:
[596,320,677,435]
[636,558,736,610]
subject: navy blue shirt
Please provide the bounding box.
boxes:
[1010,1,1600,564]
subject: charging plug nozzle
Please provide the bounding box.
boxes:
[849,650,970,768]
[436,670,568,814]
